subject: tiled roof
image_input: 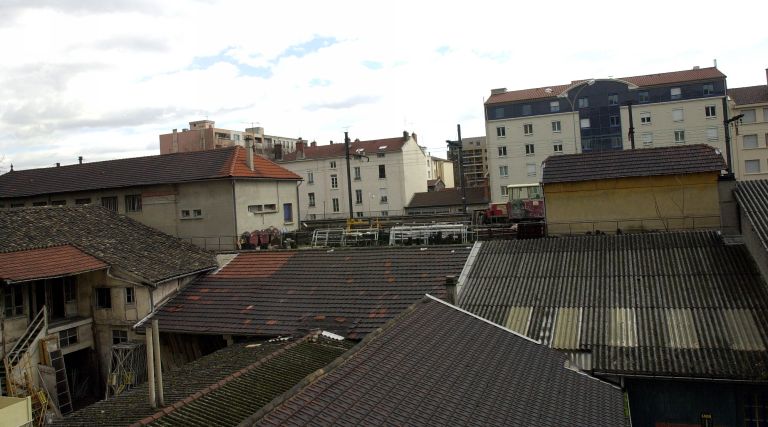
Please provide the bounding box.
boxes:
[0,244,107,283]
[458,231,768,379]
[542,144,726,184]
[406,187,489,208]
[281,136,408,161]
[148,246,471,339]
[249,296,626,426]
[0,206,217,285]
[487,67,726,104]
[0,146,300,199]
[729,85,768,105]
[54,335,353,427]
[735,179,768,253]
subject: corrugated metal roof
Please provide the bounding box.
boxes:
[734,179,768,254]
[458,232,768,379]
[504,306,532,335]
[553,308,581,350]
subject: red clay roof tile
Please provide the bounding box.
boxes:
[0,244,107,283]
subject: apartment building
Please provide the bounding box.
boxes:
[426,155,454,188]
[485,67,728,203]
[159,119,301,158]
[277,132,428,219]
[447,136,488,188]
[729,70,768,180]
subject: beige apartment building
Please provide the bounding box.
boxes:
[277,132,428,219]
[426,155,454,189]
[484,67,729,203]
[447,136,488,188]
[0,147,301,250]
[729,70,768,180]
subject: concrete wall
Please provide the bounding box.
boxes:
[545,173,721,235]
[741,209,768,284]
[731,103,768,180]
[0,397,32,425]
[234,180,298,232]
[400,138,429,213]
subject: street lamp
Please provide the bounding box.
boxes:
[557,79,595,153]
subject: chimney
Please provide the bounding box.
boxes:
[329,140,334,145]
[403,130,410,139]
[274,143,283,161]
[444,275,457,304]
[296,140,305,159]
[412,132,417,142]
[311,140,317,147]
[78,156,83,164]
[245,138,254,171]
[56,162,60,167]
[491,88,507,95]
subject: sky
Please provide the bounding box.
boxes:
[1,0,767,172]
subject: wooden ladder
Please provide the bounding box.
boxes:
[49,349,73,416]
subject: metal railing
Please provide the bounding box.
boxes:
[6,305,47,368]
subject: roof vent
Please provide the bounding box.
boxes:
[491,88,507,95]
[693,65,700,70]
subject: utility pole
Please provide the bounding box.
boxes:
[344,132,353,219]
[625,101,635,149]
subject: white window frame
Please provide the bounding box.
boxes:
[525,144,535,156]
[496,126,506,137]
[498,146,507,157]
[332,198,340,212]
[308,192,316,207]
[331,174,338,189]
[552,121,561,133]
[500,186,508,196]
[499,165,508,178]
[640,112,651,125]
[353,166,361,180]
[550,101,560,113]
[307,171,314,184]
[705,105,716,118]
[330,161,337,169]
[743,134,759,149]
[523,123,533,135]
[553,141,563,153]
[670,87,681,100]
[674,130,685,143]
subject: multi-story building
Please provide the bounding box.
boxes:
[729,70,768,180]
[484,67,729,203]
[447,136,488,188]
[426,155,454,188]
[159,119,302,158]
[277,132,428,219]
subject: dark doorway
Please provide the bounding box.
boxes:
[49,278,66,320]
[29,280,46,321]
[64,349,100,411]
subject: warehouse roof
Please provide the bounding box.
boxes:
[458,231,768,380]
[735,179,768,254]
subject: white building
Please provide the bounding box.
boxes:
[278,132,428,219]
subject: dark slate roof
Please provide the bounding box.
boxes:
[0,146,300,199]
[0,206,217,284]
[281,136,409,161]
[542,144,726,184]
[735,179,768,253]
[148,246,471,339]
[54,335,352,427]
[248,296,626,426]
[406,187,489,208]
[729,85,768,105]
[458,231,768,380]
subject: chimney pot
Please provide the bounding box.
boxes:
[78,156,83,164]
[311,140,317,147]
[444,275,457,305]
[403,130,409,139]
[296,141,305,159]
[56,162,60,167]
[330,140,333,145]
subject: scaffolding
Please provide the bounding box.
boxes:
[105,342,146,400]
[388,223,469,246]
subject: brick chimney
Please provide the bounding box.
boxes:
[274,143,283,161]
[311,140,317,147]
[444,275,457,304]
[296,140,305,159]
[403,130,410,139]
[245,138,254,171]
[78,156,83,164]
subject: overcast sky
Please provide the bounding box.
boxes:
[1,0,767,171]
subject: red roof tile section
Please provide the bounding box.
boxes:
[0,146,299,199]
[149,246,470,339]
[0,244,107,283]
[281,136,408,161]
[487,67,726,104]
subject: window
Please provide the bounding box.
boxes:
[672,109,684,122]
[112,330,128,345]
[498,146,507,157]
[283,203,293,222]
[355,211,363,218]
[248,205,263,213]
[553,142,563,153]
[308,193,315,207]
[355,189,363,204]
[377,152,385,158]
[75,198,91,205]
[192,209,202,218]
[4,283,24,317]
[742,109,756,124]
[550,101,560,112]
[744,134,759,149]
[381,210,389,217]
[500,186,508,197]
[51,200,66,206]
[331,174,338,189]
[580,118,590,129]
[59,328,78,348]
[125,287,135,305]
[552,121,561,133]
[125,195,141,212]
[608,94,619,105]
[32,201,47,207]
[180,209,191,218]
[307,171,314,184]
[706,128,718,141]
[526,163,537,177]
[494,107,504,119]
[496,126,506,137]
[523,124,533,135]
[578,97,589,108]
[705,105,716,118]
[609,115,620,127]
[264,203,277,212]
[525,144,535,155]
[95,288,112,309]
[354,166,361,180]
[670,87,681,100]
[703,83,714,95]
[640,112,651,124]
[499,165,508,177]
[638,91,649,103]
[330,161,337,169]
[745,159,761,174]
[642,132,653,146]
[674,130,685,143]
[332,198,340,212]
[378,165,386,179]
[380,188,388,204]
[64,278,76,303]
[521,104,532,115]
